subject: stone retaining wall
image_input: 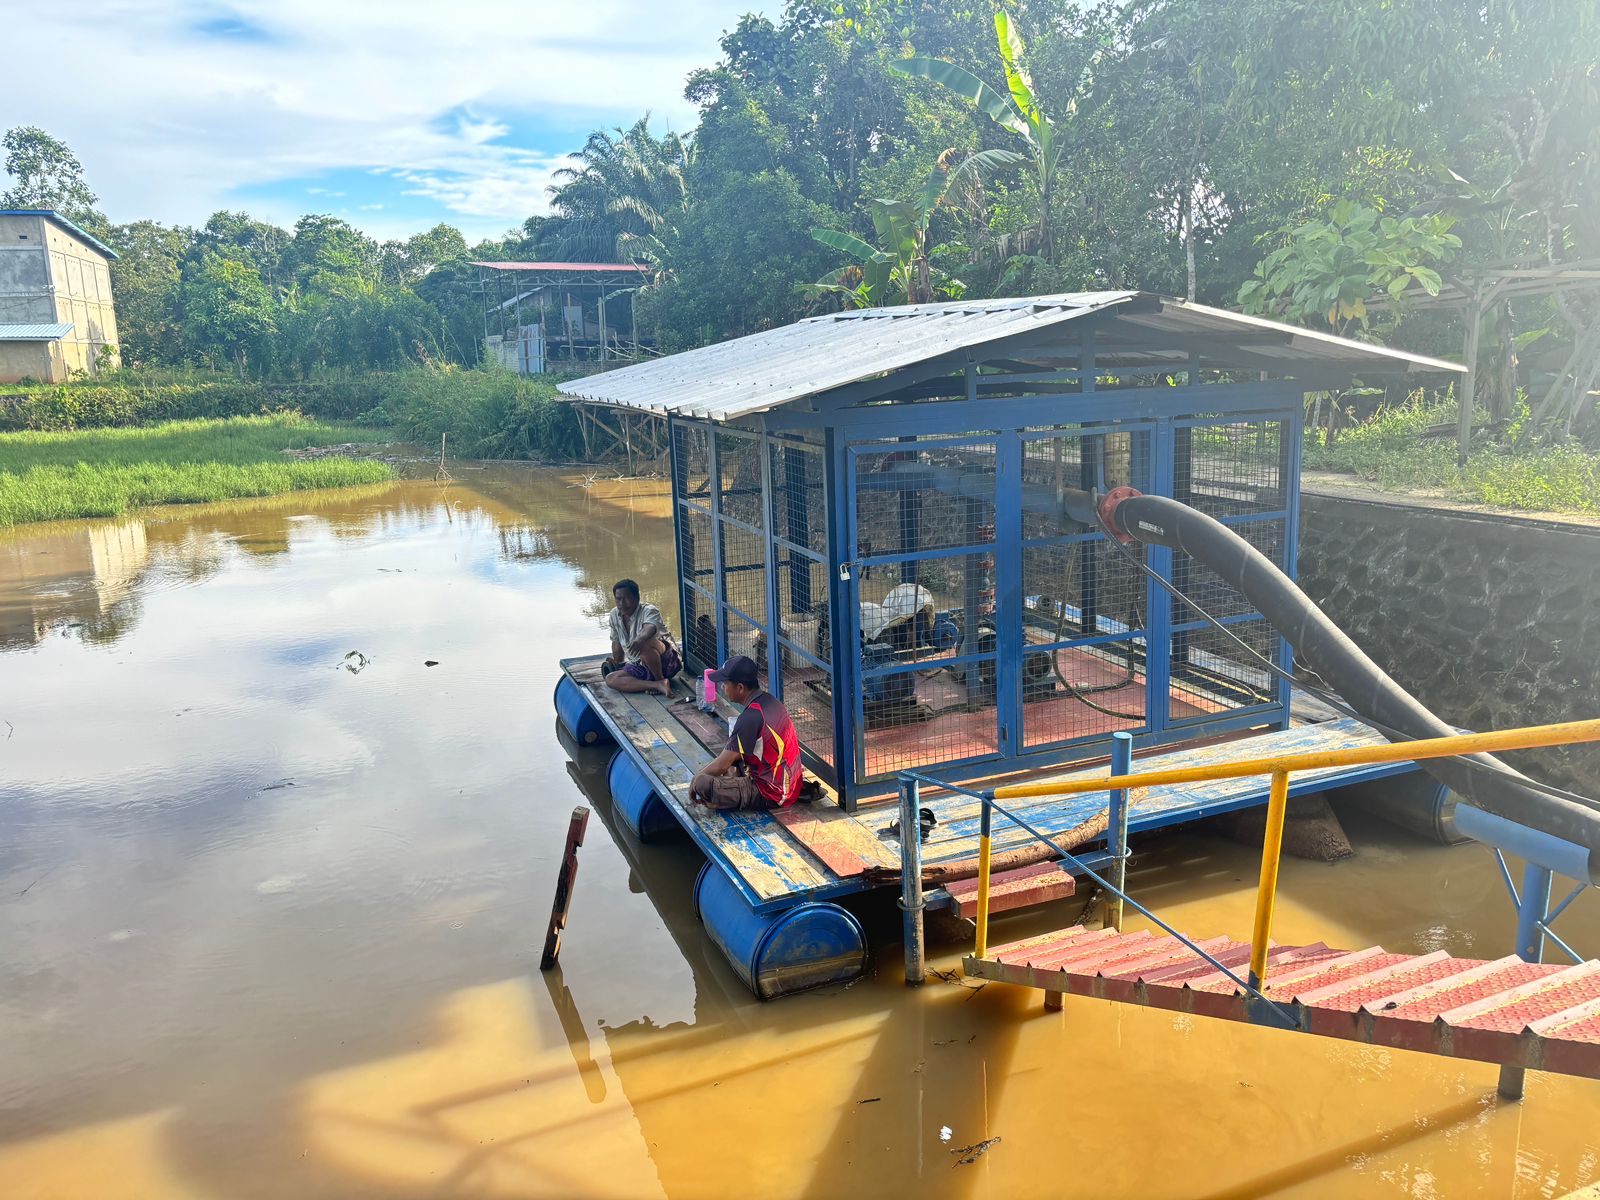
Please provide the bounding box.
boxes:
[1297,490,1600,795]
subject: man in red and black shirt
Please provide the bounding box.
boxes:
[690,655,802,811]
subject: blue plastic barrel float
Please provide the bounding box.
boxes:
[606,749,680,842]
[553,675,613,748]
[692,862,867,1000]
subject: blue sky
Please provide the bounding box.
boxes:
[2,1,762,243]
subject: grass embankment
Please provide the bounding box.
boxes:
[0,414,394,527]
[1,366,584,460]
[1305,403,1600,514]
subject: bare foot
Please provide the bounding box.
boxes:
[656,677,673,697]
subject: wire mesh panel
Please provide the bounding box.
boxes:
[681,582,718,675]
[779,642,835,772]
[716,430,765,528]
[853,439,1001,779]
[1169,621,1278,718]
[722,606,768,674]
[1169,417,1290,722]
[719,518,768,626]
[1175,420,1289,519]
[769,439,828,557]
[674,424,712,506]
[680,507,715,591]
[1019,425,1155,749]
[767,438,833,774]
[1021,640,1148,744]
[673,418,719,675]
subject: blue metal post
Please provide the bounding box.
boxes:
[1499,860,1554,1101]
[1104,731,1134,931]
[824,427,859,809]
[758,434,783,688]
[899,775,925,986]
[707,427,727,664]
[1144,421,1175,733]
[995,432,1023,759]
[1515,861,1555,963]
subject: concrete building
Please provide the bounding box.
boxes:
[0,209,120,383]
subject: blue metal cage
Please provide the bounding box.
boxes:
[667,349,1309,808]
[550,293,1458,812]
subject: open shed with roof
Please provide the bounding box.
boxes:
[552,291,1465,998]
[474,260,648,375]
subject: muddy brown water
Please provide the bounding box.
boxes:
[1,466,1596,1199]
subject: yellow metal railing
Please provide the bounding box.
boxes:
[975,718,1600,988]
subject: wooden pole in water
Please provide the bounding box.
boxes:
[541,806,591,970]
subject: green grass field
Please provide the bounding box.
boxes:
[0,414,396,527]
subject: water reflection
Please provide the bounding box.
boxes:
[0,467,1595,1199]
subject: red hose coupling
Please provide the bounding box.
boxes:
[1098,486,1142,542]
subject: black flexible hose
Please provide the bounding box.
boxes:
[1111,492,1600,881]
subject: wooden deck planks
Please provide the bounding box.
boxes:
[912,718,1396,865]
[562,655,1415,914]
[564,655,891,905]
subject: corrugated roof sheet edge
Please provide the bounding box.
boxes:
[557,291,1464,419]
[0,322,74,341]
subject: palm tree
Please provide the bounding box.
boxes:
[893,12,1098,265]
[544,117,690,276]
[810,149,1023,307]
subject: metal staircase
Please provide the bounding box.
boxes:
[966,924,1600,1080]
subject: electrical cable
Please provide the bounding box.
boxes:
[1045,538,1145,719]
[1092,505,1600,817]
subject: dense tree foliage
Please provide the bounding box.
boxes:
[3,0,1595,436]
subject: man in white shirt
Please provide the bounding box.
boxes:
[604,578,681,696]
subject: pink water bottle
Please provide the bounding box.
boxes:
[701,668,718,711]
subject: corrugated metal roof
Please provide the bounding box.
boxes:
[557,292,1465,421]
[0,210,118,260]
[472,261,648,273]
[0,322,73,341]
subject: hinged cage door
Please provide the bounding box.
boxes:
[1017,423,1157,751]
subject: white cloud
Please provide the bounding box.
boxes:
[0,0,759,240]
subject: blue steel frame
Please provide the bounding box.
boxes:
[665,321,1308,813]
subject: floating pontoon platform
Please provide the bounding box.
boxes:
[556,653,1428,996]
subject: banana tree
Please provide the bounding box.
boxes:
[893,12,1093,265]
[810,150,1022,307]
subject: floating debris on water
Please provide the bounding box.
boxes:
[340,650,370,674]
[951,1137,1001,1166]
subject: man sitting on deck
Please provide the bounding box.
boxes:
[604,579,682,696]
[690,655,803,811]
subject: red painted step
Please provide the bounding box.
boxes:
[942,862,1075,919]
[966,925,1600,1082]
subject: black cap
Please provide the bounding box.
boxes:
[708,654,760,687]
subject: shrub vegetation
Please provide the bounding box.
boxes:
[1305,401,1600,514]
